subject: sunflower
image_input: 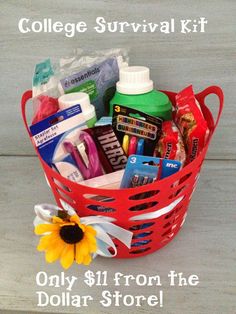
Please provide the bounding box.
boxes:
[34,211,97,269]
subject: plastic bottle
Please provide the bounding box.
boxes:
[58,92,97,127]
[109,66,172,120]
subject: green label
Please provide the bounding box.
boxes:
[65,80,98,100]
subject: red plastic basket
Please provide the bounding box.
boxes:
[21,86,223,258]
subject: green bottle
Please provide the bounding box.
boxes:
[109,66,172,120]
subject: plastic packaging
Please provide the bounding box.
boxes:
[174,85,209,164]
[52,154,83,183]
[95,116,112,126]
[112,104,162,156]
[32,95,59,125]
[30,104,87,167]
[155,121,186,164]
[80,169,124,189]
[120,155,181,188]
[109,66,172,120]
[59,54,128,118]
[63,131,104,180]
[32,59,57,97]
[120,155,159,188]
[84,125,127,173]
[32,49,129,119]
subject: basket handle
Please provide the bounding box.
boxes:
[196,85,224,130]
[21,86,224,135]
[21,90,33,137]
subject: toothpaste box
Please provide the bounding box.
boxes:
[30,104,87,167]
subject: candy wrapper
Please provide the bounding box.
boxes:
[84,125,128,173]
[174,85,209,164]
[154,121,186,164]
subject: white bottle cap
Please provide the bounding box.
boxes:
[116,66,153,95]
[59,92,91,111]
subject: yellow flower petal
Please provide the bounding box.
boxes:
[60,244,75,269]
[45,241,65,263]
[75,242,84,264]
[59,222,75,227]
[52,216,64,224]
[70,215,80,225]
[84,232,97,245]
[35,223,60,235]
[37,232,60,251]
[37,235,51,251]
[83,254,92,266]
[44,236,65,252]
[70,216,85,232]
[80,224,86,232]
[83,234,97,253]
[88,241,97,253]
[78,238,89,256]
[85,225,97,236]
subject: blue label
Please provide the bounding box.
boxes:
[30,104,86,166]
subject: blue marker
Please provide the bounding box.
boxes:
[136,138,144,155]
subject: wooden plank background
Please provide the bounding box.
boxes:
[0,1,235,313]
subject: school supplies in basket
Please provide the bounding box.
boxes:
[63,131,104,180]
[120,155,182,188]
[22,85,224,260]
[112,104,163,157]
[52,153,83,183]
[30,104,87,166]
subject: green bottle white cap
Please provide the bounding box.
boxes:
[116,66,154,95]
[58,92,97,126]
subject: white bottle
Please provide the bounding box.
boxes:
[58,92,97,127]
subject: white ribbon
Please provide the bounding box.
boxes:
[130,196,184,221]
[34,204,133,258]
[34,194,186,259]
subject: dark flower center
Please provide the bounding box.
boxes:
[59,224,84,244]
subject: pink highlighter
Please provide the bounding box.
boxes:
[128,136,138,156]
[63,131,103,180]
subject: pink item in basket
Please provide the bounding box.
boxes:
[63,131,104,180]
[32,95,59,124]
